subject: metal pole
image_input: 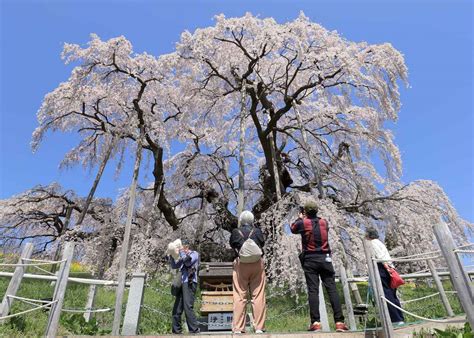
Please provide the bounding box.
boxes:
[426,259,454,317]
[336,236,363,304]
[363,239,393,337]
[371,258,394,337]
[112,126,144,335]
[45,242,75,338]
[0,243,34,320]
[237,82,247,222]
[121,273,146,335]
[433,222,474,326]
[318,280,330,332]
[340,265,357,331]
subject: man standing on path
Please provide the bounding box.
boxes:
[169,239,200,334]
[291,199,349,332]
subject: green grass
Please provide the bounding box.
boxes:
[0,275,469,336]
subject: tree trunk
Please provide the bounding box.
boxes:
[151,147,179,230]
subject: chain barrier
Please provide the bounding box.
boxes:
[266,285,303,300]
[145,282,171,297]
[143,277,307,329]
[266,303,307,322]
[141,304,169,318]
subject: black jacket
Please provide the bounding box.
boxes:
[229,224,265,257]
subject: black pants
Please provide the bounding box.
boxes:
[378,263,404,323]
[302,256,344,323]
[172,281,199,334]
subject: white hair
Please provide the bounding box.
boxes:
[239,210,254,226]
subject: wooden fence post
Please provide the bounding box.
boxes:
[112,125,144,335]
[454,250,474,297]
[45,242,74,338]
[121,273,146,335]
[363,239,393,338]
[433,222,474,327]
[83,284,98,322]
[340,266,357,331]
[426,259,454,317]
[0,243,34,320]
[319,280,330,332]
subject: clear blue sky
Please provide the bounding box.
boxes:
[0,0,472,223]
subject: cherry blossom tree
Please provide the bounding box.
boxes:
[0,183,111,253]
[165,13,470,275]
[24,13,472,279]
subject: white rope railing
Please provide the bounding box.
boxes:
[7,295,112,315]
[32,265,57,276]
[373,255,441,263]
[22,258,64,264]
[7,295,52,304]
[7,295,53,309]
[399,292,440,304]
[454,249,474,254]
[0,299,58,321]
[0,259,66,267]
[389,250,441,260]
[456,243,474,250]
[61,307,112,314]
[381,296,465,323]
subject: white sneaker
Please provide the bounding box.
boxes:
[233,331,242,334]
[393,321,405,326]
[255,329,264,334]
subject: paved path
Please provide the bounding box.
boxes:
[69,316,467,337]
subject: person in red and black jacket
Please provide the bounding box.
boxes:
[291,199,349,332]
